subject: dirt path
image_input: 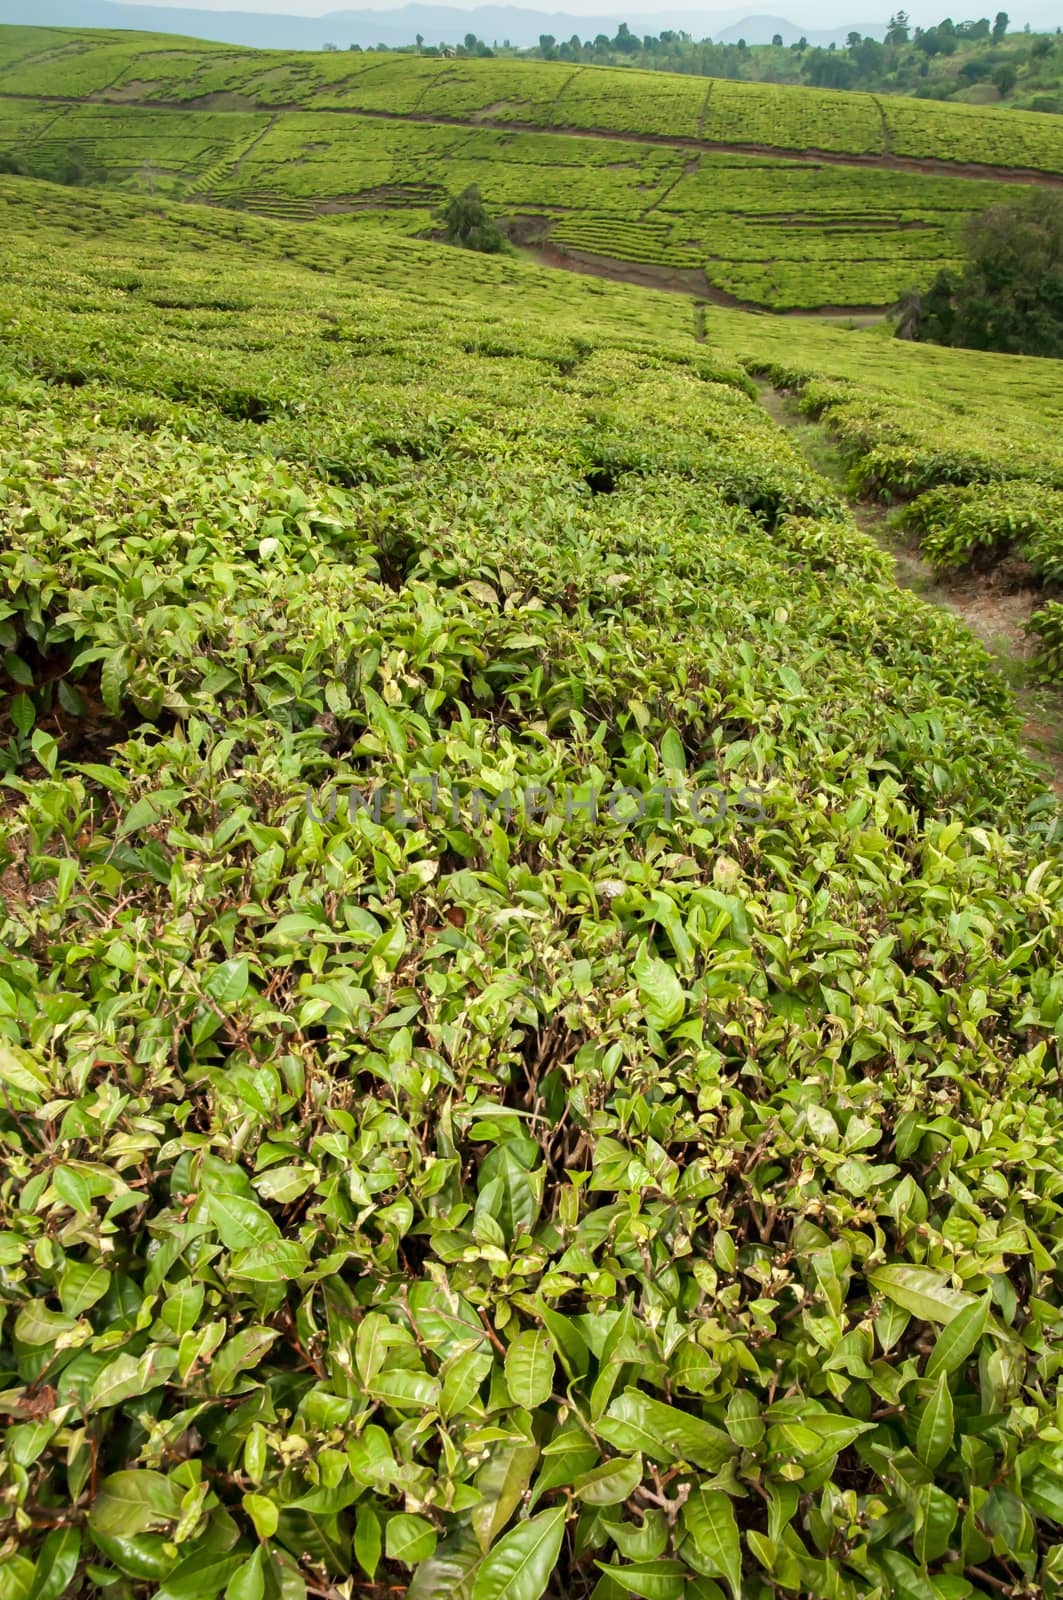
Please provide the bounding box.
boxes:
[757,382,1063,796]
[521,240,890,318]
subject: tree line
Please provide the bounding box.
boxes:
[323,15,1063,112]
[896,191,1063,358]
[518,12,1061,106]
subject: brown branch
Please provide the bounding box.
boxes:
[964,1567,1011,1595]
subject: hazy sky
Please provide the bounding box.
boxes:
[132,1,680,9]
[129,0,889,12]
[123,0,1054,23]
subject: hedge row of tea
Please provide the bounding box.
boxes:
[907,485,1063,685]
[735,344,1063,682]
[2,178,1063,1600]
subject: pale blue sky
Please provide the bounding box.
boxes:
[128,1,882,13]
[125,0,1059,27]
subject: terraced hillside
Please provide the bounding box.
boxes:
[2,24,1062,310]
[2,173,1063,1600]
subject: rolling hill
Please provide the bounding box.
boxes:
[0,24,1061,309]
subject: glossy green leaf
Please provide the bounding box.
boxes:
[88,1347,178,1412]
[599,1391,733,1471]
[471,1507,566,1600]
[916,1372,954,1470]
[505,1329,556,1409]
[208,1327,281,1395]
[386,1514,438,1566]
[205,957,250,1008]
[26,1527,80,1600]
[596,1561,689,1599]
[156,1548,245,1600]
[89,1471,183,1538]
[472,1442,540,1554]
[925,1295,990,1379]
[206,1192,282,1251]
[869,1267,976,1326]
[573,1453,642,1506]
[634,946,686,1031]
[441,1342,495,1419]
[682,1489,742,1600]
[912,1483,958,1565]
[225,1548,266,1600]
[354,1503,382,1579]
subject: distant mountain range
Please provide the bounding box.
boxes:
[0,0,894,49]
[0,0,1057,50]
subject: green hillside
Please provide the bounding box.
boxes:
[2,168,1063,1599]
[1,25,1062,310]
[4,27,1063,168]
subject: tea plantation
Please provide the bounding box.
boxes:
[1,168,1063,1600]
[1,25,1062,309]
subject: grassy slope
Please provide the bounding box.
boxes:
[2,172,1063,1600]
[0,24,1061,311]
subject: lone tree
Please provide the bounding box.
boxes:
[993,61,1018,95]
[894,191,1063,358]
[442,185,506,254]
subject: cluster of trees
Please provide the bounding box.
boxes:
[324,35,495,57]
[803,9,1023,94]
[0,149,106,186]
[509,14,1062,107]
[895,192,1063,358]
[441,185,508,253]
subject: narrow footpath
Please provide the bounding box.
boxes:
[756,381,1063,797]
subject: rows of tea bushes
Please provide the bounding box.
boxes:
[704,252,961,313]
[699,300,1063,477]
[1027,603,1063,682]
[882,95,1063,169]
[698,80,883,156]
[5,27,1063,176]
[2,26,1052,313]
[2,175,1063,1600]
[764,371,1063,496]
[0,175,702,347]
[907,484,1063,686]
[741,357,1063,680]
[551,216,702,270]
[3,89,1027,311]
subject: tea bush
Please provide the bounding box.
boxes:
[1027,601,1063,682]
[0,177,1062,1600]
[906,482,1063,576]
